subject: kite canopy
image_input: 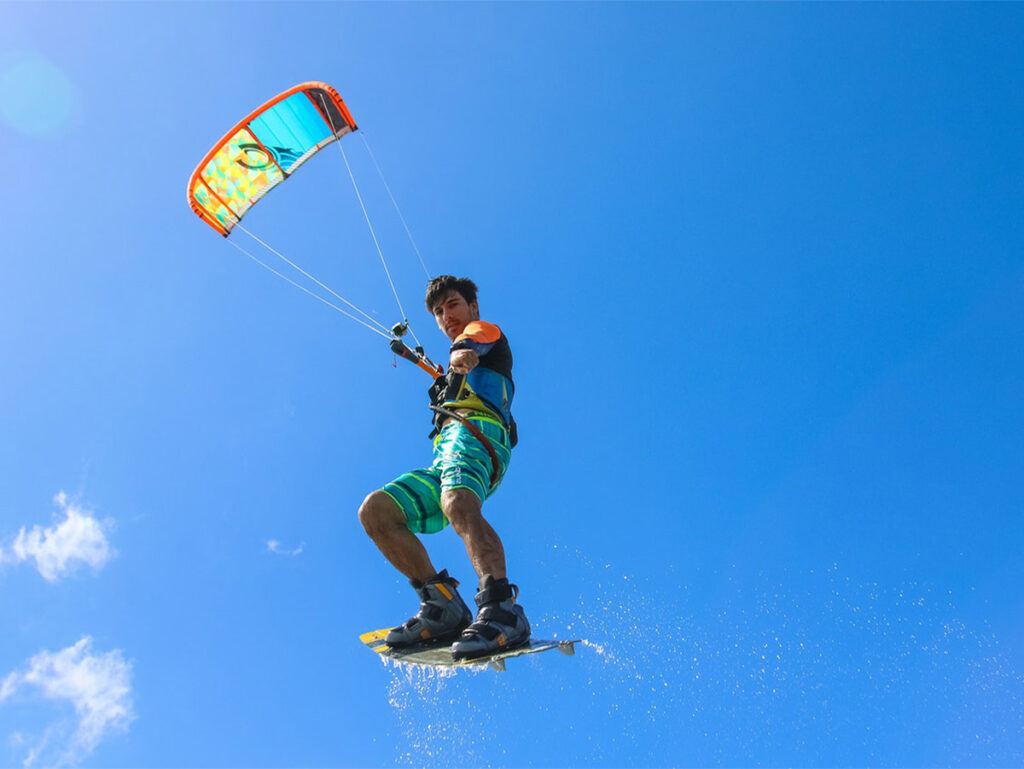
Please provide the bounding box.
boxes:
[187,82,357,236]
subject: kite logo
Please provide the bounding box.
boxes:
[236,143,273,170]
[235,143,303,171]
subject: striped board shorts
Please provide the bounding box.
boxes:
[381,415,512,534]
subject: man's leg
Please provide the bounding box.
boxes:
[440,488,506,580]
[359,490,473,647]
[443,487,530,660]
[358,490,436,583]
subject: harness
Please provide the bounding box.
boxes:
[391,337,516,492]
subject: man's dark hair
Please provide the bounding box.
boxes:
[425,275,478,313]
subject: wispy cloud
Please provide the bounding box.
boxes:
[266,539,305,557]
[3,493,113,582]
[0,637,134,767]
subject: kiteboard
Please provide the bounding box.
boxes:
[360,628,579,672]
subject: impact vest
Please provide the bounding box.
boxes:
[429,321,516,444]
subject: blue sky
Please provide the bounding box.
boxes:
[2,2,1023,766]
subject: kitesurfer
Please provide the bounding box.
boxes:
[358,275,530,661]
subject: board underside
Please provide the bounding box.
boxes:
[360,628,579,672]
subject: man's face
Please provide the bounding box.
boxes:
[432,290,479,340]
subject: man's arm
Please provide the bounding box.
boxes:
[449,321,501,373]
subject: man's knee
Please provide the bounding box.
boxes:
[441,488,483,532]
[358,491,405,537]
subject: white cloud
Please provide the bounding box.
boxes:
[5,493,113,582]
[0,637,134,767]
[267,539,304,557]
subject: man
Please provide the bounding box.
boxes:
[358,275,530,661]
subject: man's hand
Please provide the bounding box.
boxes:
[449,349,479,374]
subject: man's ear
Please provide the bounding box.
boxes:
[470,300,480,319]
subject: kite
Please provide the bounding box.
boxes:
[187,82,357,237]
[187,81,443,378]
